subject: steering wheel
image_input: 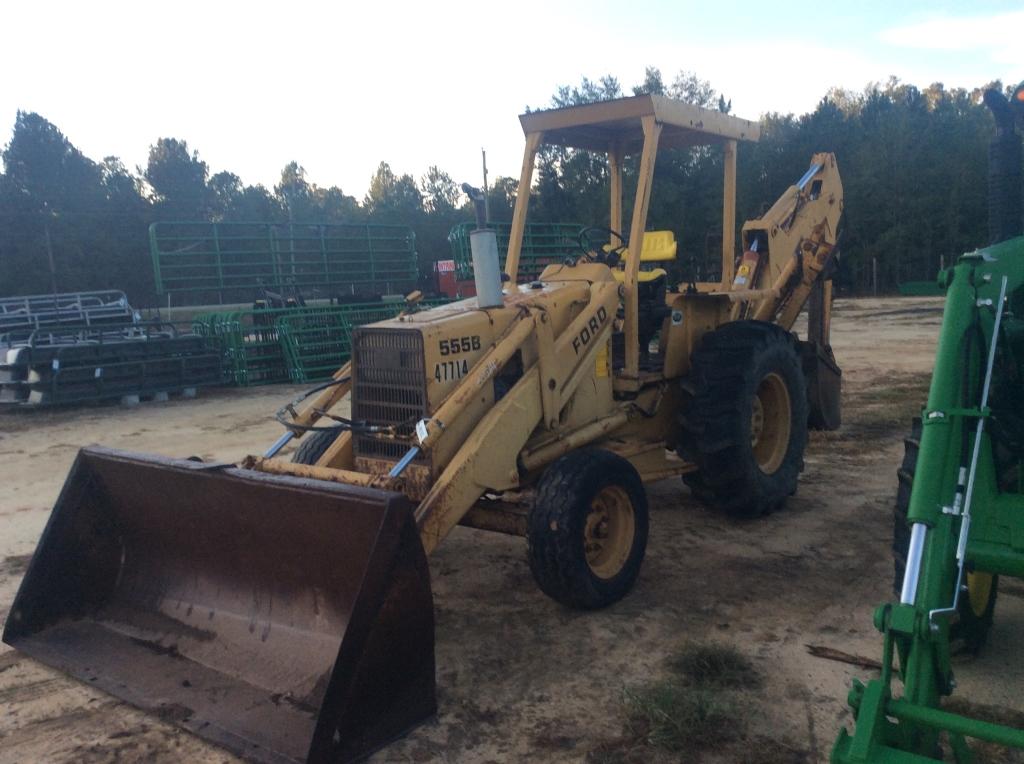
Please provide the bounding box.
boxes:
[576,226,628,266]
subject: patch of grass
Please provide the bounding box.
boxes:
[666,642,763,690]
[606,643,762,757]
[623,681,739,752]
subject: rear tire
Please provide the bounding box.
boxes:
[892,417,997,653]
[292,429,340,465]
[679,321,808,517]
[527,449,649,609]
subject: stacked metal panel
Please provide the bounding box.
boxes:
[194,300,452,386]
[0,290,224,406]
[0,322,224,406]
[0,290,136,340]
[192,308,299,386]
[277,299,451,383]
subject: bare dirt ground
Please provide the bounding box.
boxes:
[1,295,1022,763]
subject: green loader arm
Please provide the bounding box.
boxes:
[833,236,1024,763]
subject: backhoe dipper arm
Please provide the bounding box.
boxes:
[740,153,843,331]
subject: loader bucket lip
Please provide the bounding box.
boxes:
[3,445,436,764]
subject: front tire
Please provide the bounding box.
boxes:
[679,321,808,517]
[527,449,649,609]
[292,428,340,465]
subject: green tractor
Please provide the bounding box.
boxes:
[833,83,1024,762]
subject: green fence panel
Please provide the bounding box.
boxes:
[447,222,586,282]
[193,300,452,386]
[277,299,452,383]
[151,221,419,304]
[193,306,316,386]
[897,280,944,296]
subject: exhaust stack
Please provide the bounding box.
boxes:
[462,183,504,308]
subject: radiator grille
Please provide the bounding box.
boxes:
[352,328,427,462]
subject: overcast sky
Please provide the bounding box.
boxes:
[1,0,1020,199]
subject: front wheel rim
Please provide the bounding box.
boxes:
[584,485,635,579]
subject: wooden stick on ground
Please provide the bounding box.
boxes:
[805,644,883,671]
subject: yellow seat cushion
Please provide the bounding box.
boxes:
[605,230,677,263]
[611,267,668,283]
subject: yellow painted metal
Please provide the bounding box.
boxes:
[612,268,668,284]
[416,309,538,452]
[317,429,353,469]
[519,411,631,473]
[288,361,352,430]
[742,152,844,330]
[243,455,398,490]
[505,131,543,282]
[601,439,697,482]
[722,139,738,287]
[660,293,731,379]
[623,115,662,383]
[967,571,995,618]
[415,367,544,554]
[609,144,623,237]
[518,94,760,152]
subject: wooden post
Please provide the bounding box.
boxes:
[721,139,737,287]
[504,131,543,282]
[608,144,623,237]
[44,222,58,295]
[623,116,662,381]
[872,257,878,296]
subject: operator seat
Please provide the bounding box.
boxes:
[608,230,677,368]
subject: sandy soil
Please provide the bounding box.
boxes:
[1,296,1021,763]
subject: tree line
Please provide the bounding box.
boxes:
[0,68,1011,306]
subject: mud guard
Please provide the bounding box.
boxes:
[800,340,842,431]
[2,446,435,764]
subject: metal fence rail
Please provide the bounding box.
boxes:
[0,290,135,339]
[192,307,309,386]
[0,320,223,406]
[193,300,453,386]
[447,222,585,282]
[277,299,451,383]
[150,221,420,305]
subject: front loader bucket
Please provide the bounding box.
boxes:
[2,446,435,764]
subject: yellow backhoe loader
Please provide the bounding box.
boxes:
[3,94,843,763]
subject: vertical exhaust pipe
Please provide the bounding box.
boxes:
[461,183,504,308]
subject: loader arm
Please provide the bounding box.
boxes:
[833,238,1024,763]
[414,278,621,552]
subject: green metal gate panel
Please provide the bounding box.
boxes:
[194,300,452,386]
[277,299,452,383]
[447,222,585,282]
[151,222,419,304]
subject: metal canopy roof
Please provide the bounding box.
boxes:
[519,94,760,153]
